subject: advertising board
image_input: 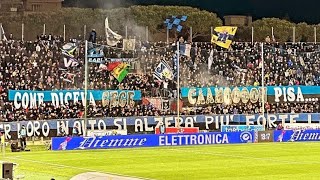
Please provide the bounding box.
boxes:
[86,130,128,136]
[284,123,320,130]
[274,130,320,142]
[154,127,199,134]
[51,131,255,150]
[257,130,274,143]
[221,125,265,132]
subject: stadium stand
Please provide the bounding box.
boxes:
[0,37,320,122]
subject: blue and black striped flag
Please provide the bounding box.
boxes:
[164,15,188,32]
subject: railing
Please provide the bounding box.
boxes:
[1,22,320,43]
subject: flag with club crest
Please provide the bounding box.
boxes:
[61,43,77,57]
[153,60,173,81]
[123,39,136,51]
[211,26,238,49]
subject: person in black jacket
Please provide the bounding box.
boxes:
[88,29,97,43]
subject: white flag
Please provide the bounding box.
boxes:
[0,24,7,41]
[105,17,122,46]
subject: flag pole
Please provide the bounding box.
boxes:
[261,42,266,129]
[251,27,254,44]
[0,23,2,41]
[2,135,5,158]
[166,27,169,44]
[177,41,180,129]
[84,40,88,136]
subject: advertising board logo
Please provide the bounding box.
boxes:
[240,132,252,143]
[59,137,72,150]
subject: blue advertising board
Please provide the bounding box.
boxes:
[274,130,320,142]
[51,131,255,151]
[221,125,265,132]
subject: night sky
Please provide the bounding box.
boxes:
[64,0,320,24]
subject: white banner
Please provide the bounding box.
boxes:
[284,123,320,130]
[87,129,128,137]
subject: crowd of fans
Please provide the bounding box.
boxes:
[1,34,320,121]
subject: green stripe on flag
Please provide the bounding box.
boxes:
[116,68,129,82]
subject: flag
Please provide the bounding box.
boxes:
[143,98,162,110]
[142,98,150,106]
[88,46,104,58]
[107,62,121,71]
[88,45,106,64]
[164,15,188,32]
[153,60,173,81]
[162,100,170,111]
[62,43,77,57]
[62,55,79,68]
[98,64,108,72]
[107,62,129,82]
[170,100,183,111]
[60,72,75,83]
[179,44,191,57]
[148,98,162,110]
[123,39,136,51]
[105,17,122,46]
[211,26,237,49]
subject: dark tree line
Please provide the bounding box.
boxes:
[63,0,320,24]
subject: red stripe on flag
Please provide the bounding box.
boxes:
[107,62,121,71]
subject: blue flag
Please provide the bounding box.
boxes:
[164,15,188,32]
